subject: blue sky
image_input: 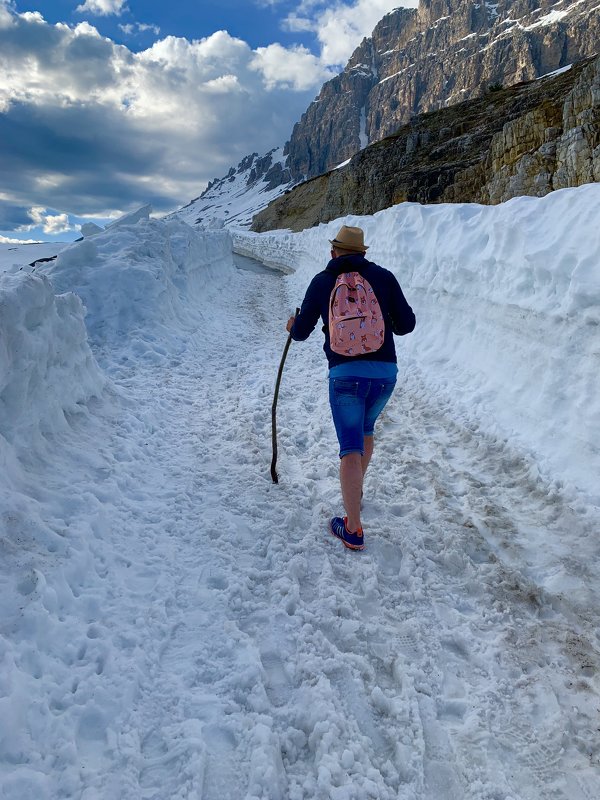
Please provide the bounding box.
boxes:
[0,0,406,241]
[16,0,317,51]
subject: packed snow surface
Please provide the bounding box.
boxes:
[0,242,69,274]
[1,186,600,799]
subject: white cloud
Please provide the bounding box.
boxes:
[20,10,45,23]
[282,14,314,33]
[285,0,416,66]
[251,43,335,90]
[119,21,161,37]
[137,22,160,35]
[0,0,14,28]
[23,207,75,235]
[0,234,42,243]
[0,19,323,123]
[0,9,327,220]
[76,0,127,15]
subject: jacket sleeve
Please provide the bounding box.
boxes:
[290,275,325,341]
[388,274,416,336]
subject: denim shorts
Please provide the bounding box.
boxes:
[329,377,396,457]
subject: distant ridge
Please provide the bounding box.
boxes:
[169,147,293,230]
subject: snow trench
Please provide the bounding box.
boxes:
[0,192,599,799]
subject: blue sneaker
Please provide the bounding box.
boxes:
[330,517,365,551]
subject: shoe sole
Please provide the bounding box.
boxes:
[329,522,365,551]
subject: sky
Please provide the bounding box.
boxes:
[0,0,410,242]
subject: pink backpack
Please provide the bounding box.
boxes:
[329,271,385,356]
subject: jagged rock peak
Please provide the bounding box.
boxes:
[170,145,294,230]
[201,148,291,196]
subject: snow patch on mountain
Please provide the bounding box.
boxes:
[170,146,294,230]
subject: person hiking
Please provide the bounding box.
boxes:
[286,225,416,551]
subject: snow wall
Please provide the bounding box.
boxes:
[0,218,233,469]
[234,183,600,503]
[45,218,233,364]
[0,273,105,457]
[0,220,236,791]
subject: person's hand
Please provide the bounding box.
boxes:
[286,315,296,332]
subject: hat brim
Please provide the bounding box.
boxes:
[329,238,368,252]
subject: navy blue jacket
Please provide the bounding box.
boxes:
[290,253,416,369]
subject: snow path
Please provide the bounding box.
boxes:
[3,250,599,799]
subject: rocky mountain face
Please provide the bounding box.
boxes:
[172,148,292,229]
[251,53,600,232]
[285,0,600,180]
[218,149,291,194]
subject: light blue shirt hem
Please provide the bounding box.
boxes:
[329,361,398,379]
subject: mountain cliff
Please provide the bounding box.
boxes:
[251,53,600,232]
[285,0,599,180]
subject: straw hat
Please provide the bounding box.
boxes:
[329,225,369,253]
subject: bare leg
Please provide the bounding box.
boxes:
[362,435,374,477]
[340,452,363,532]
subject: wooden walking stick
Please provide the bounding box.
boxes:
[271,307,300,484]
